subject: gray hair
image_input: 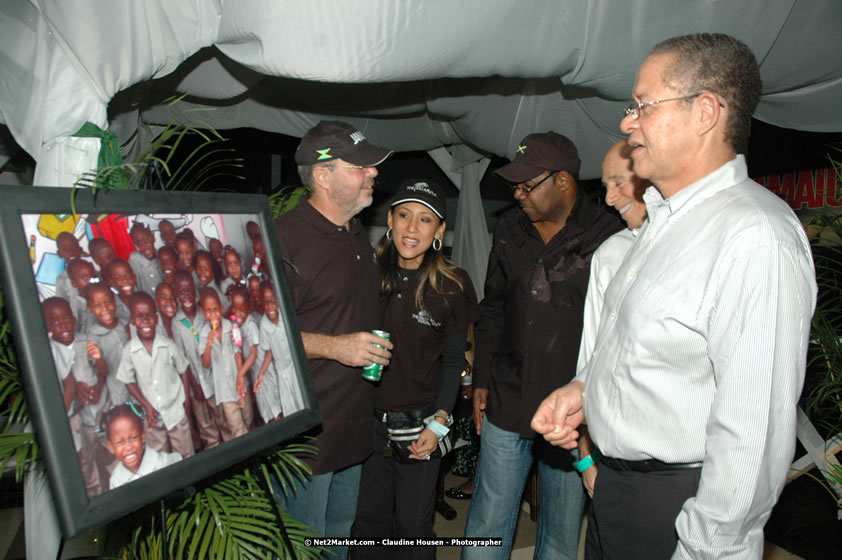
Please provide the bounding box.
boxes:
[297,161,335,190]
[651,33,761,153]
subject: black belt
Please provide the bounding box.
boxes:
[600,455,702,473]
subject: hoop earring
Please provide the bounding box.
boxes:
[385,228,392,241]
[432,237,442,251]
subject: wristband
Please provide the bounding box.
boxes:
[426,420,450,439]
[575,451,600,473]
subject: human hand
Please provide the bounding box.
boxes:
[254,373,264,394]
[530,381,585,449]
[472,388,488,435]
[86,341,102,361]
[334,331,393,368]
[582,465,597,499]
[76,381,96,404]
[408,429,439,460]
[146,406,160,428]
[237,375,247,401]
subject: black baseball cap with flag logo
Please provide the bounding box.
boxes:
[494,132,581,183]
[390,179,447,220]
[295,120,393,166]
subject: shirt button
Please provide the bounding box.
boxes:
[402,276,408,281]
[397,294,402,299]
[531,289,537,295]
[356,255,361,260]
[592,350,598,358]
[537,258,543,264]
[610,311,617,318]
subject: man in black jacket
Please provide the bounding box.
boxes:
[464,132,622,560]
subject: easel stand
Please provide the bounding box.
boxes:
[789,407,842,497]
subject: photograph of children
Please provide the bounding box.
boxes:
[22,210,307,499]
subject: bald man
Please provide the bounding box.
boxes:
[574,140,650,499]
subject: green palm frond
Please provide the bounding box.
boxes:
[268,186,309,219]
[118,443,321,560]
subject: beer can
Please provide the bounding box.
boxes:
[362,330,390,382]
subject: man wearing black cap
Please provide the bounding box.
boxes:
[273,120,394,558]
[463,132,621,559]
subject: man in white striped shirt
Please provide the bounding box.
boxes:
[531,33,817,559]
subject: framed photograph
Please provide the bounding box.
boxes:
[0,185,320,537]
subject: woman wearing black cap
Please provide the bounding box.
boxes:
[352,179,479,558]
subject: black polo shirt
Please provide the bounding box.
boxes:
[274,200,380,474]
[374,267,479,412]
[473,190,623,439]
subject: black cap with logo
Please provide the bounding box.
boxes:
[295,120,393,166]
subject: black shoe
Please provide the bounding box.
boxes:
[445,487,473,500]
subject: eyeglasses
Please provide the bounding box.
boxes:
[623,93,704,119]
[336,164,373,171]
[511,172,557,195]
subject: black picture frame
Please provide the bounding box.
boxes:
[0,185,320,538]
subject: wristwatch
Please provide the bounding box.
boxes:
[433,410,453,426]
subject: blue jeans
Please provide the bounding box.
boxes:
[462,417,585,560]
[280,463,362,559]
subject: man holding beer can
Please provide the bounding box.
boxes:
[274,120,394,559]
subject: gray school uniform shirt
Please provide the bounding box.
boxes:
[86,319,131,405]
[199,318,240,405]
[56,272,95,333]
[116,332,188,430]
[259,315,304,416]
[128,251,163,295]
[50,337,108,427]
[244,314,280,422]
[171,309,215,400]
[219,276,247,304]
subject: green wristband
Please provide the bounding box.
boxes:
[426,420,450,439]
[575,452,599,473]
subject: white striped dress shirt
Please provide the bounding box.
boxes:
[578,155,817,558]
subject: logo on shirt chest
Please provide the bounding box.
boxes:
[411,309,441,328]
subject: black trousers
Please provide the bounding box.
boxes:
[352,419,440,560]
[586,464,702,560]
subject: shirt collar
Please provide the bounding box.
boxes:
[299,196,361,236]
[644,155,747,219]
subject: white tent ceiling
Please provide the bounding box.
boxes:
[1,0,841,181]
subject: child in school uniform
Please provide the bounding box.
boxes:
[227,287,264,425]
[199,287,247,440]
[88,237,116,286]
[128,222,162,294]
[230,287,279,423]
[116,292,195,459]
[107,258,138,325]
[247,275,264,317]
[194,250,225,304]
[175,231,197,275]
[85,283,131,406]
[257,281,304,417]
[209,238,226,280]
[158,246,178,286]
[103,404,182,490]
[65,258,97,333]
[43,297,108,496]
[247,234,270,281]
[158,219,177,249]
[54,231,83,300]
[219,246,247,303]
[170,272,220,450]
